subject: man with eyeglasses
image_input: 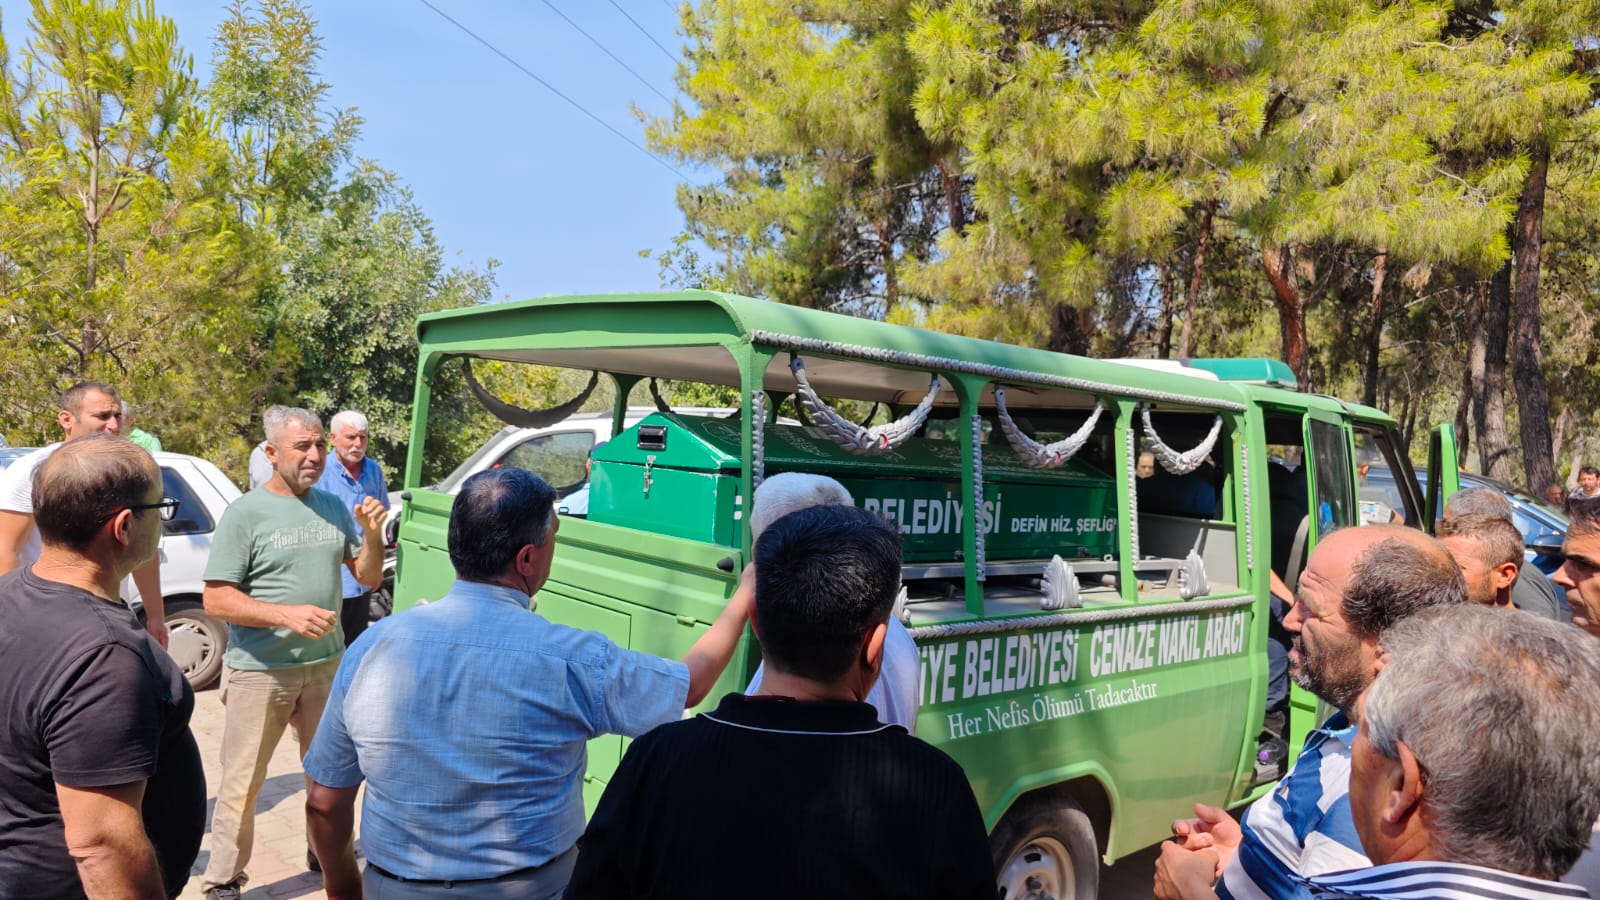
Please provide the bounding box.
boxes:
[0,433,205,898]
[198,406,385,900]
[0,381,167,646]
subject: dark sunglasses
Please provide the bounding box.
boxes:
[126,498,180,521]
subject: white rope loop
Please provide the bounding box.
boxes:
[750,390,767,489]
[1141,406,1222,475]
[789,354,941,455]
[994,388,1105,469]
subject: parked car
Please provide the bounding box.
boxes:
[1362,465,1568,573]
[144,452,242,690]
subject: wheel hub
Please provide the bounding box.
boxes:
[998,837,1073,900]
[166,621,213,675]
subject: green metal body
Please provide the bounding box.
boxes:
[393,291,1441,867]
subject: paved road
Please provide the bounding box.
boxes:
[176,682,1159,900]
[176,684,357,900]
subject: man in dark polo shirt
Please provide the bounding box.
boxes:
[566,504,997,899]
[0,433,205,898]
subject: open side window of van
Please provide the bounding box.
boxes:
[1352,424,1423,528]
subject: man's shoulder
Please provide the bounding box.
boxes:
[0,444,60,506]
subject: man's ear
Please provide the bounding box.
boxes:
[1382,741,1426,826]
[106,508,134,548]
[859,621,888,672]
[57,409,73,432]
[1492,562,1519,591]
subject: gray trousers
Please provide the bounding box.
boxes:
[362,848,576,900]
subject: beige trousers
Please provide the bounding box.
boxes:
[200,656,340,892]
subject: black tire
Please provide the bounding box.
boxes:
[166,604,227,691]
[990,794,1100,900]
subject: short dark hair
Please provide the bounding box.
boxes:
[753,504,903,683]
[1583,466,1600,478]
[33,434,160,551]
[1342,535,1467,638]
[60,381,119,415]
[448,468,556,580]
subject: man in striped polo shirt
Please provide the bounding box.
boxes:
[1308,604,1599,899]
[1154,526,1466,900]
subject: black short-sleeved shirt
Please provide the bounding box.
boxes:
[566,694,999,900]
[0,568,206,899]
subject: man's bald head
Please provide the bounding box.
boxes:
[1318,525,1467,639]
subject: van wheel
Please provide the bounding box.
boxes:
[166,605,226,691]
[991,796,1099,900]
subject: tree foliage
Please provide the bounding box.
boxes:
[0,0,496,481]
[655,0,1600,486]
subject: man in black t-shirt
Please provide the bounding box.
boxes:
[0,434,205,899]
[566,504,998,900]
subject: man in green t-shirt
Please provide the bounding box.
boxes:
[198,407,385,899]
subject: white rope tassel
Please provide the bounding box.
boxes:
[789,354,940,455]
[1141,406,1222,475]
[995,387,1104,469]
[750,390,767,489]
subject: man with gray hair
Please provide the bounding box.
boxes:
[1306,604,1600,898]
[1155,525,1467,900]
[247,405,289,490]
[200,407,386,899]
[1443,486,1561,620]
[744,472,920,731]
[315,409,389,646]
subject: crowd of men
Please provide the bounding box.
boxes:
[5,381,1600,899]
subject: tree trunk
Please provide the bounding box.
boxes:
[1511,142,1555,493]
[1361,248,1387,408]
[1479,264,1515,482]
[877,217,898,317]
[1261,244,1310,389]
[1157,261,1176,359]
[1455,281,1477,467]
[938,159,966,235]
[1179,200,1215,359]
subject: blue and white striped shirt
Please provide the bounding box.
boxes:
[1217,712,1369,900]
[1310,861,1588,899]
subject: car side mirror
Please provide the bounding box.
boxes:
[1529,532,1565,556]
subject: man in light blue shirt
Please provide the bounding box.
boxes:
[314,410,390,647]
[303,467,753,898]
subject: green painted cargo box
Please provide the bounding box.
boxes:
[589,412,1118,563]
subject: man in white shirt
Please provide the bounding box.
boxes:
[0,381,165,646]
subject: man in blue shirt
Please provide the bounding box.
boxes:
[314,410,389,647]
[1154,526,1467,900]
[303,467,753,898]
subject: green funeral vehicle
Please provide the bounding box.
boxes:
[392,291,1459,900]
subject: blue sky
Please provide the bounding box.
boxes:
[9,1,702,302]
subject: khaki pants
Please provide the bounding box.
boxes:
[200,657,340,892]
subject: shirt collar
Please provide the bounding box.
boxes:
[702,693,899,736]
[1310,861,1588,899]
[1315,709,1358,749]
[446,579,533,611]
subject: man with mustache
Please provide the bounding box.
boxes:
[1154,525,1466,900]
[198,407,386,899]
[314,410,389,647]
